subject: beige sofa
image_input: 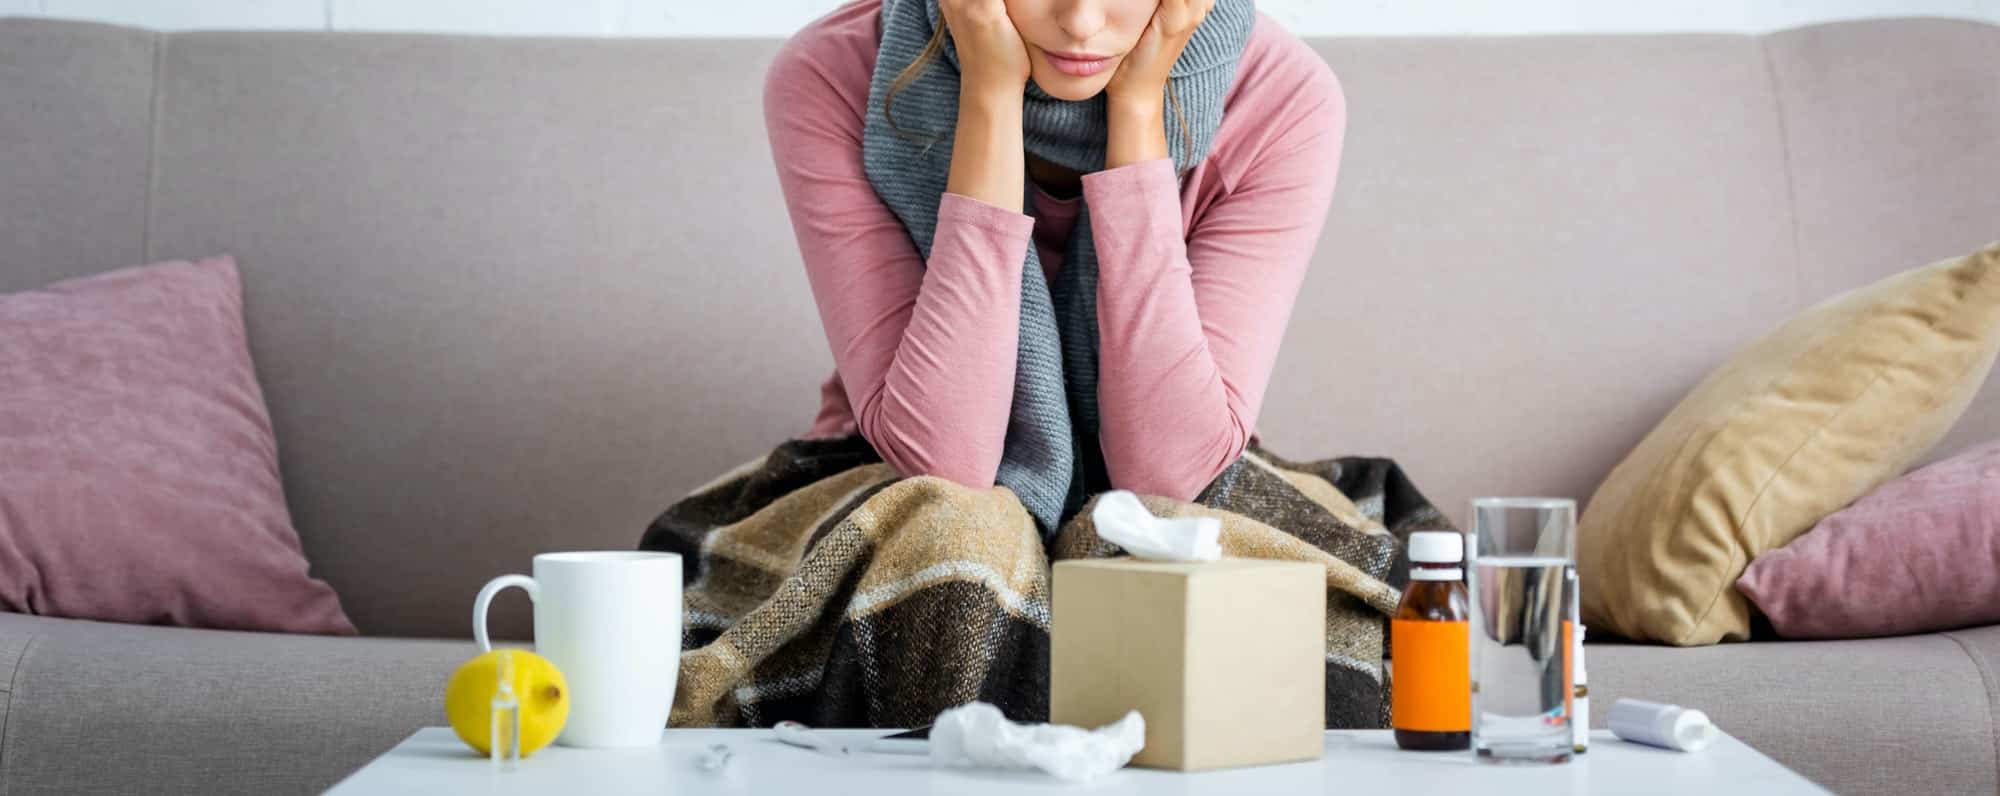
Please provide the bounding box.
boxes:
[2,14,1996,794]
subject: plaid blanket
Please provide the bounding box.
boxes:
[640,434,1449,729]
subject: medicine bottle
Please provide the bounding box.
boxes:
[1392,531,1471,751]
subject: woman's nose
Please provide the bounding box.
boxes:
[1052,0,1107,43]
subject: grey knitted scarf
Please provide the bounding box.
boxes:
[861,0,1255,534]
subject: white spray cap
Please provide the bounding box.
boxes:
[1408,531,1463,564]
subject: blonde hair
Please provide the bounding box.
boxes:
[883,27,951,144]
[884,27,1194,159]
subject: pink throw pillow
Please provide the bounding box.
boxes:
[0,257,355,634]
[1738,440,2000,639]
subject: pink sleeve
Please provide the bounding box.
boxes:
[763,38,1032,487]
[1085,76,1347,501]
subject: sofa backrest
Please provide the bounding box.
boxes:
[3,17,1995,638]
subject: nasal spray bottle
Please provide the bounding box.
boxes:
[1567,567,1589,754]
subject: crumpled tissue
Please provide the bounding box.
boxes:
[929,702,1145,782]
[1092,489,1221,562]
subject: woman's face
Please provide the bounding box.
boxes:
[1005,0,1159,101]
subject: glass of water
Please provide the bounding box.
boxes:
[1468,497,1576,765]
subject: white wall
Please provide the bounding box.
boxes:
[9,0,1998,37]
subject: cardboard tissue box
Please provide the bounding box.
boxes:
[1050,557,1325,771]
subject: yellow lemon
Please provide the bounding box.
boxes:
[444,650,569,757]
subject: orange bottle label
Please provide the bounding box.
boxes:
[1391,619,1471,732]
[1563,620,1574,724]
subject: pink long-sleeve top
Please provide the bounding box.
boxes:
[767,0,1345,502]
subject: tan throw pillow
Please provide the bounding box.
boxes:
[1578,242,2000,646]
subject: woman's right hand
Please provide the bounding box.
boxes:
[939,0,1028,210]
[939,0,1030,97]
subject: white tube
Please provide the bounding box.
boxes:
[1608,699,1717,752]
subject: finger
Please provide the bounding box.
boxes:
[1140,9,1165,45]
[1173,0,1214,29]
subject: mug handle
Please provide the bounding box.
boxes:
[473,574,539,653]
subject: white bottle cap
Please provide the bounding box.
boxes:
[1408,532,1463,564]
[1608,699,1717,752]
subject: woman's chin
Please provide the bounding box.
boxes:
[1030,70,1112,102]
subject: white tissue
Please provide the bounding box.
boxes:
[1092,490,1222,562]
[929,702,1145,782]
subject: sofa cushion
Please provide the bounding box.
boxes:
[0,257,353,634]
[1578,242,2000,645]
[1740,439,2000,639]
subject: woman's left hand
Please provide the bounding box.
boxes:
[1105,0,1217,109]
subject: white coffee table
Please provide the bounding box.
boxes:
[329,728,1828,795]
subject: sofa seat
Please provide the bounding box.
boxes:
[0,610,1992,793]
[0,613,467,794]
[1589,626,2000,793]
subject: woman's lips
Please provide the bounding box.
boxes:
[1043,50,1114,77]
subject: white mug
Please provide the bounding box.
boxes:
[474,551,682,748]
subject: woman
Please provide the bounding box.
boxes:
[644,0,1445,730]
[780,0,1342,528]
